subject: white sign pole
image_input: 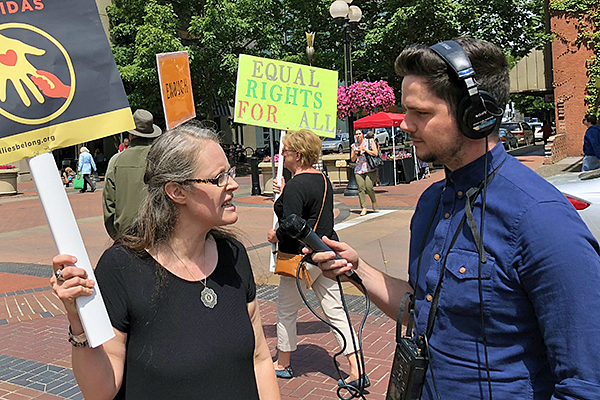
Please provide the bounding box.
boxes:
[269,131,286,272]
[28,152,114,348]
[392,126,397,186]
[413,144,419,181]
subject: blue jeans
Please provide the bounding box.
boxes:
[582,155,600,171]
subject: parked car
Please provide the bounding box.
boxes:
[371,128,390,147]
[321,132,350,154]
[500,122,534,146]
[529,122,543,142]
[546,170,600,243]
[498,127,518,150]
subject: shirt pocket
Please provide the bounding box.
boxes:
[438,249,494,316]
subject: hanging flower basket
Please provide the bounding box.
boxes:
[337,80,396,119]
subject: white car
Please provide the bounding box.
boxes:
[530,122,543,142]
[547,170,600,242]
[372,128,390,147]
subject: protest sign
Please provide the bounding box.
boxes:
[0,0,134,165]
[156,51,195,130]
[235,54,338,138]
[0,0,135,347]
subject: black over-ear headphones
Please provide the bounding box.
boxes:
[430,40,503,140]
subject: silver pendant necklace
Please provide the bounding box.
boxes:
[167,240,217,309]
[200,280,217,309]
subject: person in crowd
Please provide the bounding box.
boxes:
[582,114,600,171]
[77,147,96,193]
[103,109,162,240]
[51,124,280,400]
[94,148,106,177]
[541,120,553,145]
[351,129,378,216]
[416,157,431,179]
[118,137,129,152]
[311,37,600,399]
[267,129,365,390]
[61,167,74,188]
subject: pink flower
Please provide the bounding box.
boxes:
[337,80,396,118]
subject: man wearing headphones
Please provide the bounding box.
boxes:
[312,37,600,399]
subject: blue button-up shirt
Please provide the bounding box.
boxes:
[583,124,600,158]
[409,142,600,399]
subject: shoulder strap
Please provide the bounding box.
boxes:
[313,172,328,232]
[397,292,415,341]
[424,159,506,338]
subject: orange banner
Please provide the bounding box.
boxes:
[156,51,195,130]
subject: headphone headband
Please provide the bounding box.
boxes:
[430,41,475,80]
[429,40,501,139]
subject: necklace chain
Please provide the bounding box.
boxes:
[167,243,208,287]
[165,239,217,309]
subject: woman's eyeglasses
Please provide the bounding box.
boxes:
[183,166,236,187]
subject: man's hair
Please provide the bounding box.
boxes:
[584,114,598,125]
[283,129,322,166]
[395,37,509,122]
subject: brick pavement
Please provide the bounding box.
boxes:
[0,151,548,399]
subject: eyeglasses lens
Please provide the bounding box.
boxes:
[218,167,236,186]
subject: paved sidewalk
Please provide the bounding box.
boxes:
[0,150,551,399]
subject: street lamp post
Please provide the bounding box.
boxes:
[330,0,362,196]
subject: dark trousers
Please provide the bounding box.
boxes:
[82,174,96,192]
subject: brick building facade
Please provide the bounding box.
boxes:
[551,12,596,157]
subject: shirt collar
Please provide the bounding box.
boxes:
[129,137,155,147]
[444,141,507,191]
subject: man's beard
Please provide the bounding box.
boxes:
[413,137,466,168]
[417,152,437,163]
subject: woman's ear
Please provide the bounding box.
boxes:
[165,182,187,205]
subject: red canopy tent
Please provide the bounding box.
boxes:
[354,112,413,185]
[353,112,405,128]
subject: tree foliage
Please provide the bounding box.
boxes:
[510,94,555,121]
[550,0,600,115]
[107,0,551,120]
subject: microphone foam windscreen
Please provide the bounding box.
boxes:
[280,214,306,237]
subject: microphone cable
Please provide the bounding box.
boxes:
[294,258,371,400]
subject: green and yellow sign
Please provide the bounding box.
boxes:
[234,54,337,137]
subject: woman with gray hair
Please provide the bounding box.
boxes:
[50,124,280,400]
[77,146,96,193]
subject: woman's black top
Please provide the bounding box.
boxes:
[274,172,338,254]
[95,238,259,400]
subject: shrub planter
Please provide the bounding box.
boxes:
[0,168,19,195]
[322,154,350,185]
[258,162,278,195]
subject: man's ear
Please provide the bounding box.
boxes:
[165,182,187,205]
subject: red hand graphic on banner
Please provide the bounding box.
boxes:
[31,70,71,99]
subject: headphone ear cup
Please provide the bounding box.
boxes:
[458,91,501,140]
[456,95,474,138]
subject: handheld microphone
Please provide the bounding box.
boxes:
[280,214,362,285]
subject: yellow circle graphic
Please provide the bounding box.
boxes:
[0,23,76,125]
